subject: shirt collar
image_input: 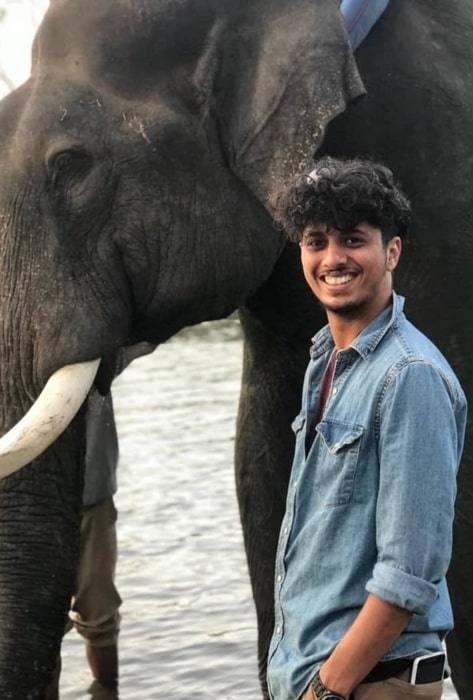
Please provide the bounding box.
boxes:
[309,292,405,360]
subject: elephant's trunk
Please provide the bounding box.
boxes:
[0,417,87,697]
[0,343,97,694]
[0,360,99,478]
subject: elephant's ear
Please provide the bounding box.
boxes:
[199,0,366,207]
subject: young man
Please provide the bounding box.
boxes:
[267,157,467,700]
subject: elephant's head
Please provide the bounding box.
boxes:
[0,0,363,693]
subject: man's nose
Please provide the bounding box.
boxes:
[323,239,347,266]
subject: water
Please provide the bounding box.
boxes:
[58,320,459,699]
[60,320,260,699]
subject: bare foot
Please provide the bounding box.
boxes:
[88,679,120,699]
[85,643,118,691]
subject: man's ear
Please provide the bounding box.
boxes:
[199,0,366,208]
[386,237,402,271]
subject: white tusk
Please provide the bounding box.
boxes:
[0,359,100,479]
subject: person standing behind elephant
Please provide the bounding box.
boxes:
[44,391,121,700]
[266,157,467,700]
[69,389,122,696]
[68,343,156,695]
[46,343,156,700]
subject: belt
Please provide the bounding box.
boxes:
[362,659,412,683]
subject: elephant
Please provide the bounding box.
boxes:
[0,0,472,697]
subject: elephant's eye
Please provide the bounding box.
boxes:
[48,149,93,188]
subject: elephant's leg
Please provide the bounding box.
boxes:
[236,289,314,697]
[446,437,473,700]
[235,376,294,698]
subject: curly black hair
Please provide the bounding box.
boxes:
[274,156,411,244]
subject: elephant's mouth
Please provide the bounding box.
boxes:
[0,359,100,478]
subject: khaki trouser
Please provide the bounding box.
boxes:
[302,670,443,700]
[65,498,122,647]
[352,678,443,700]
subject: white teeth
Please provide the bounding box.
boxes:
[324,274,355,286]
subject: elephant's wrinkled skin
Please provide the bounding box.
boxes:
[0,0,472,697]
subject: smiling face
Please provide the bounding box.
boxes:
[300,222,401,332]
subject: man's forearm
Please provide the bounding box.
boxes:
[318,593,411,697]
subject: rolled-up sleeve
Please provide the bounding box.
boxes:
[367,561,438,614]
[366,360,466,615]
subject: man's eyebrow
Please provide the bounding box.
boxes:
[341,227,365,234]
[341,225,372,236]
[303,225,328,235]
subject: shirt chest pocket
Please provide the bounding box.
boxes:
[315,420,364,508]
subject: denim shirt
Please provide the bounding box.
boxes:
[267,293,467,700]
